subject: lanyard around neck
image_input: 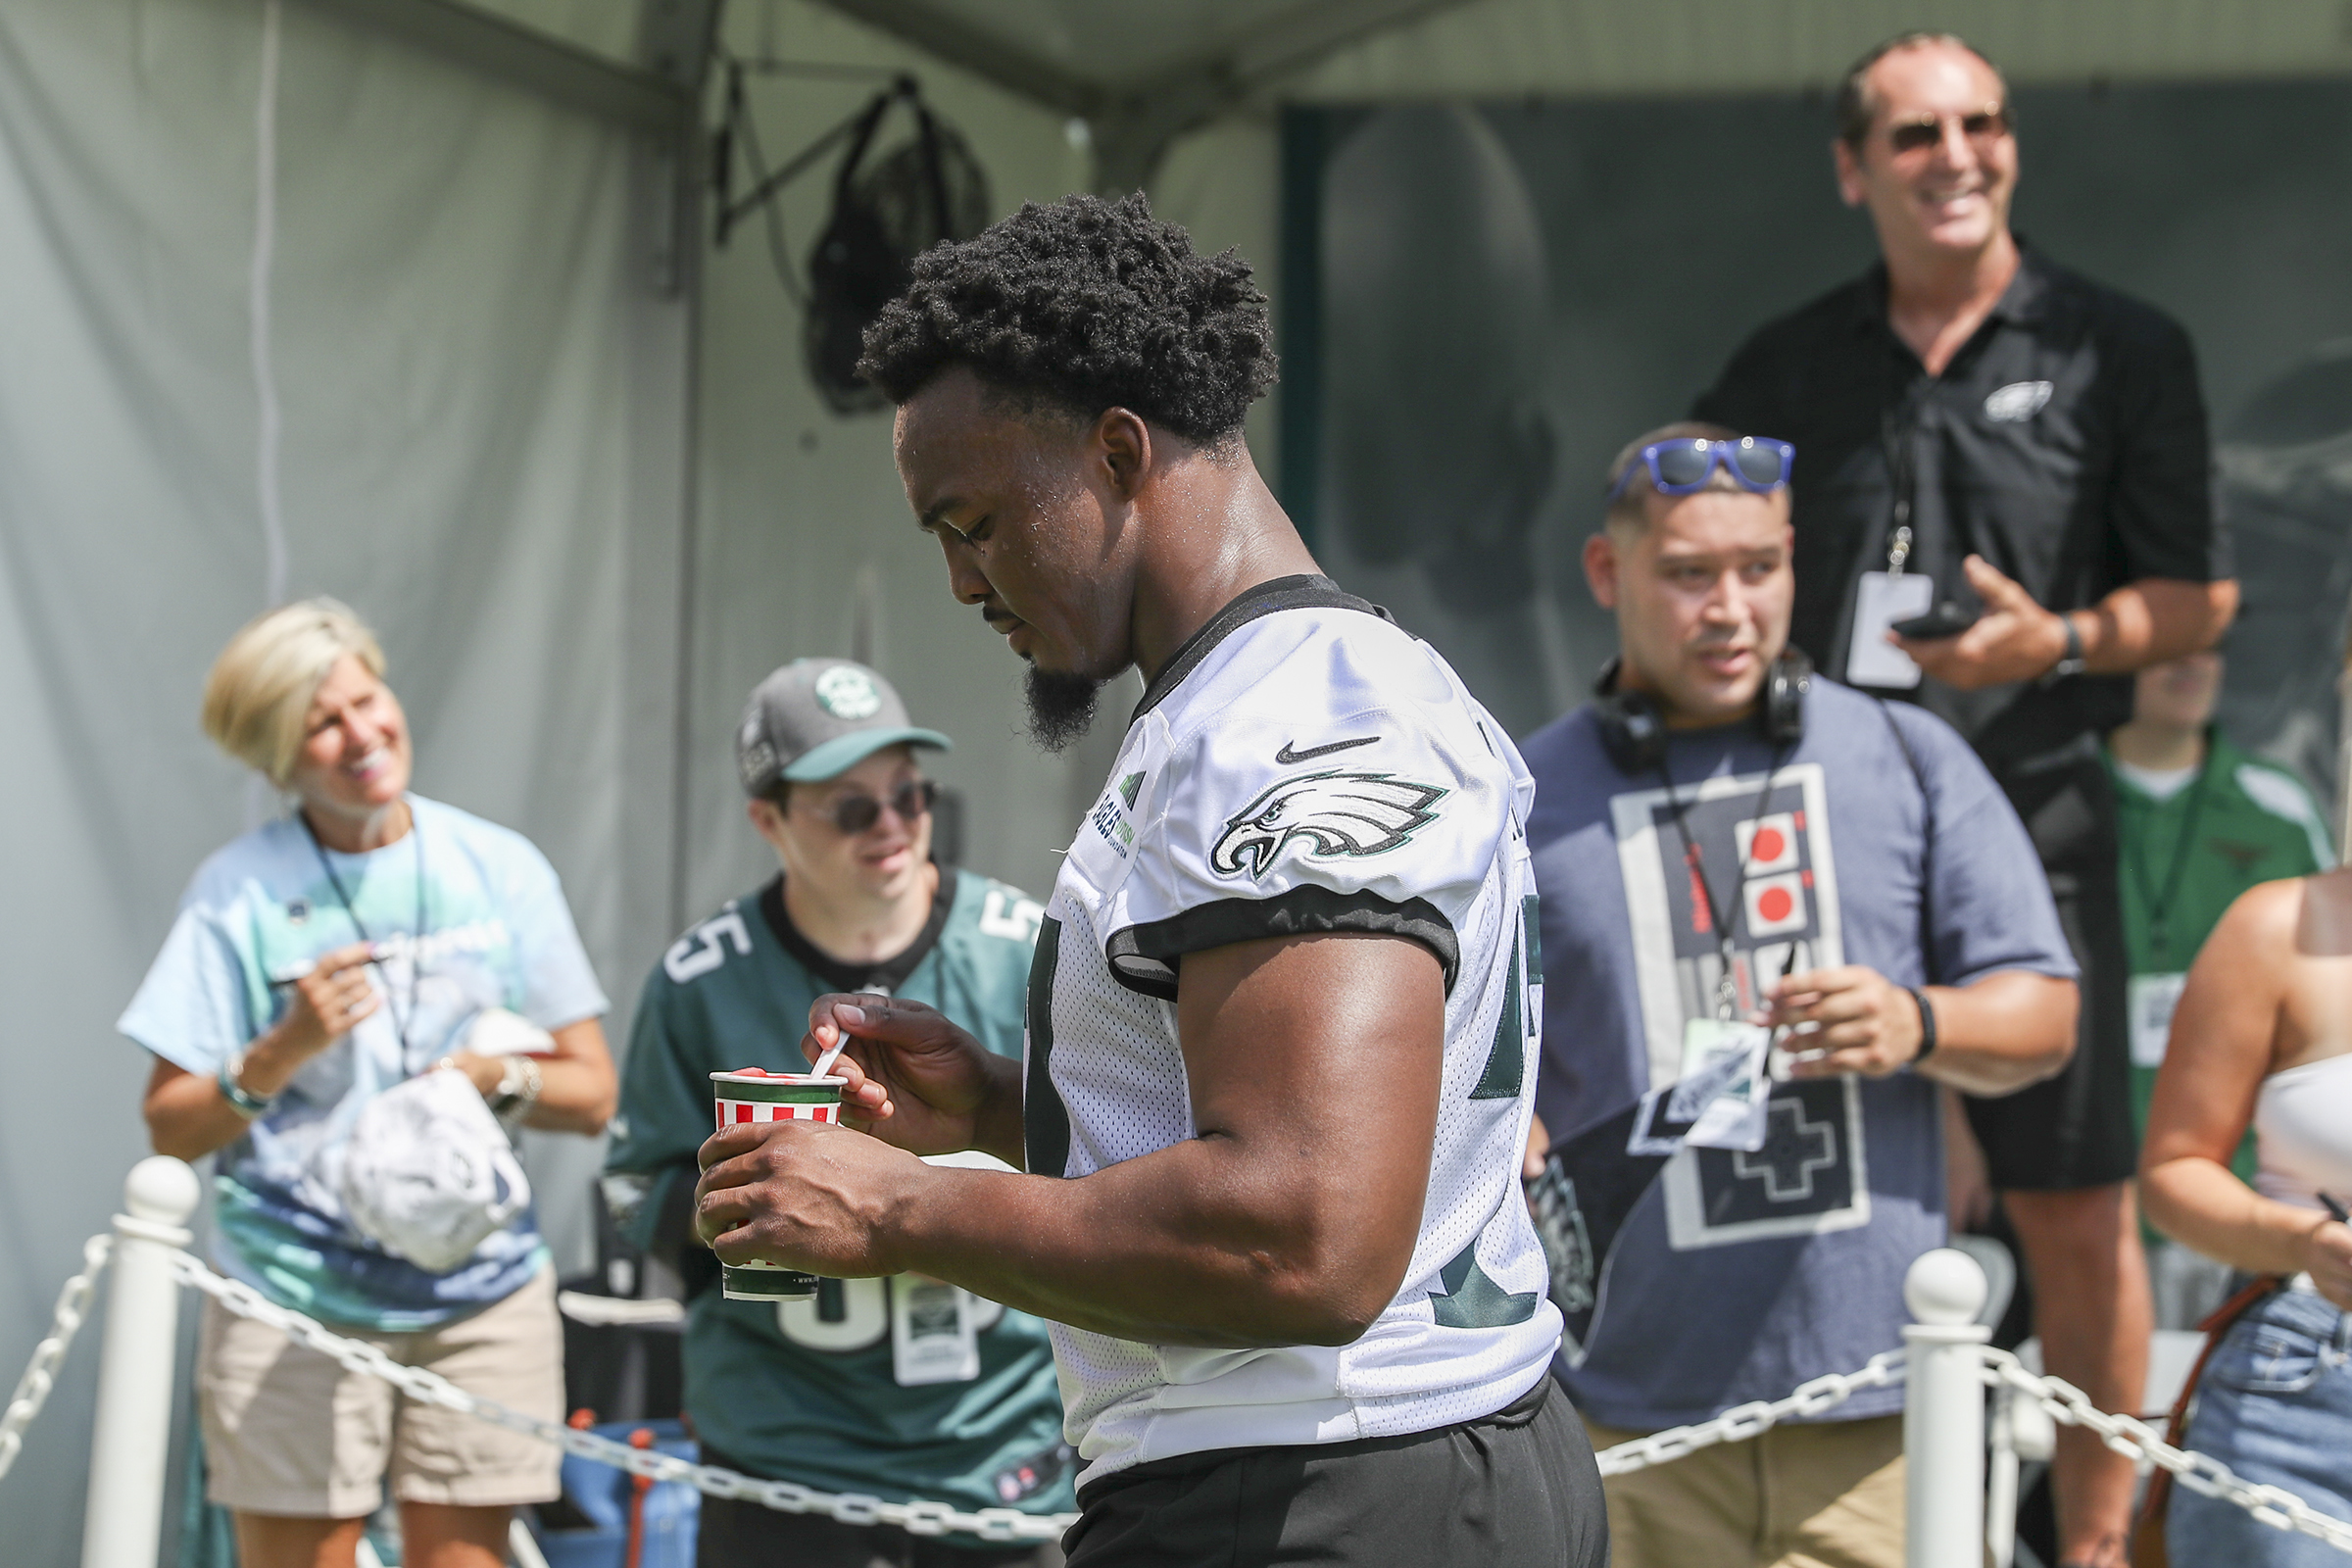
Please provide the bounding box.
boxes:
[2123,742,2214,969]
[1654,745,1791,1020]
[300,803,428,1059]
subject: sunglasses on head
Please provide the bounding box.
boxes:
[1886,107,2010,155]
[806,778,937,836]
[1606,437,1795,502]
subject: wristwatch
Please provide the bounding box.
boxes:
[2040,614,2086,685]
[491,1054,545,1118]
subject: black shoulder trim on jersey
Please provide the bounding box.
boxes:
[1103,887,1460,1002]
[1132,574,1392,724]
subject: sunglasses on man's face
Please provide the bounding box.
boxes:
[808,779,936,836]
[1886,107,2011,156]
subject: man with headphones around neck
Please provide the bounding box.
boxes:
[1518,422,2081,1567]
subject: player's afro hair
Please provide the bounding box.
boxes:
[858,192,1277,447]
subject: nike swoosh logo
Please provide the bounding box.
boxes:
[1275,735,1382,764]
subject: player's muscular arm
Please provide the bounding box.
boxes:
[696,933,1446,1348]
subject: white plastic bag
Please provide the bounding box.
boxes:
[462,1005,555,1058]
[341,1067,531,1273]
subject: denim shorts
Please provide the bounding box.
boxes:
[2168,1286,2352,1565]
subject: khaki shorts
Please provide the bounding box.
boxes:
[1585,1411,1905,1568]
[198,1264,563,1518]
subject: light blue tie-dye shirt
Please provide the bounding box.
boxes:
[120,795,608,1330]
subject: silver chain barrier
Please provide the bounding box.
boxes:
[169,1250,1076,1544]
[1592,1348,1907,1476]
[13,1237,2349,1556]
[0,1234,113,1482]
[1980,1348,2352,1556]
[1598,1343,2352,1557]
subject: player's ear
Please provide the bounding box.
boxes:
[1584,530,1621,611]
[1094,407,1152,501]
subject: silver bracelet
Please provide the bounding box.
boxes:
[219,1050,272,1118]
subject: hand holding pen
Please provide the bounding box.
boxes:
[267,942,381,1058]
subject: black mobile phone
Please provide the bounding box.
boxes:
[1889,601,1980,641]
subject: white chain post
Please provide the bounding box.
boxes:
[1984,1381,2019,1568]
[1902,1248,1990,1568]
[80,1156,201,1568]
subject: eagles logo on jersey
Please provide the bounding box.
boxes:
[1208,770,1446,879]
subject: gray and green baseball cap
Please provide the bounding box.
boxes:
[736,659,951,797]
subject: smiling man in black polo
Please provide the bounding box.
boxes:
[1691,31,2236,1568]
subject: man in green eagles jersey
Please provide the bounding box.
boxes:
[606,659,1070,1567]
[2106,648,2334,1326]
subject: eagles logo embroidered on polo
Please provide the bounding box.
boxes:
[1983,379,2054,422]
[1207,770,1446,879]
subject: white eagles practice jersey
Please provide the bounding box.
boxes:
[1025,576,1561,1486]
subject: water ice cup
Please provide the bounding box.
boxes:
[710,1068,848,1299]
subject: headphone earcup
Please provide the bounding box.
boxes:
[1762,648,1813,746]
[1592,658,1668,773]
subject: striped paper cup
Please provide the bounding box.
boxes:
[710,1068,848,1300]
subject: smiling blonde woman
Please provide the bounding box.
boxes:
[121,598,617,1568]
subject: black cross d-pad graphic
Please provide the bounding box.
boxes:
[1732,1098,1838,1202]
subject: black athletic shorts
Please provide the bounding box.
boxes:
[694,1448,1054,1568]
[1059,1377,1607,1568]
[1963,739,2136,1192]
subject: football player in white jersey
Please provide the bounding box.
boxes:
[692,194,1605,1566]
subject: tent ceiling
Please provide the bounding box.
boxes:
[791,0,1473,186]
[802,0,1464,98]
[436,0,2352,106]
[349,0,2352,188]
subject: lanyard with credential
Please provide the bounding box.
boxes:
[2123,746,2214,970]
[1654,745,1792,1021]
[300,806,429,1062]
[1880,400,1919,577]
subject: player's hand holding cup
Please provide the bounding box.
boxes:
[801,993,1006,1155]
[695,1068,927,1292]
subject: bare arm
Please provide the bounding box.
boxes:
[1770,965,2076,1096]
[144,961,614,1159]
[2140,881,2352,1305]
[143,941,379,1161]
[2073,576,2239,674]
[440,1016,617,1134]
[697,932,1446,1348]
[1901,558,2236,691]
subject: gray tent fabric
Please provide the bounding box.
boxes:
[0,5,681,1559]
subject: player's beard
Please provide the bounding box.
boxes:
[1024,666,1102,753]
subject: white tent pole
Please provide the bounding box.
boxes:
[78,1158,202,1568]
[252,0,286,608]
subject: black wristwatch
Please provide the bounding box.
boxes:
[2040,614,2086,685]
[1907,987,1938,1063]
